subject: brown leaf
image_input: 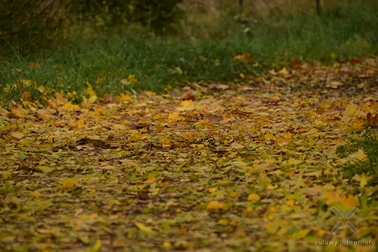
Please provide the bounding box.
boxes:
[233,53,254,63]
[10,132,25,140]
[207,83,230,91]
[204,114,220,123]
[366,112,378,126]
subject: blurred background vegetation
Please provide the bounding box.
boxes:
[0,0,377,105]
[0,0,184,52]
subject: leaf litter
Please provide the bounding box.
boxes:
[1,58,378,251]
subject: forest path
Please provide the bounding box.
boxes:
[1,59,378,251]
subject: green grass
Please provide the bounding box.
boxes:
[336,127,378,186]
[0,0,377,107]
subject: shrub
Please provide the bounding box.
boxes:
[0,0,63,51]
[0,0,183,53]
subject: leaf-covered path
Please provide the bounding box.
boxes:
[1,59,378,251]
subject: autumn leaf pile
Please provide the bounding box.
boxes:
[1,58,378,251]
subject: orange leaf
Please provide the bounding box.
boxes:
[28,62,40,68]
[21,91,32,101]
[106,199,120,206]
[339,195,358,208]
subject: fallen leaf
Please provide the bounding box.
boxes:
[10,132,25,140]
[90,240,101,252]
[37,166,55,173]
[134,222,154,233]
[60,178,79,189]
[247,193,261,202]
[11,106,28,117]
[206,201,223,210]
[348,149,367,161]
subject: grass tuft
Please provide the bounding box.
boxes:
[336,127,378,186]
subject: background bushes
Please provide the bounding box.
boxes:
[0,0,183,53]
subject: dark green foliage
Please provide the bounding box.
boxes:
[66,0,183,32]
[0,0,183,53]
[0,0,62,51]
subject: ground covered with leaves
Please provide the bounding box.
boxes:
[1,58,378,251]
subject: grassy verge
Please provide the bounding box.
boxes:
[0,0,377,107]
[337,127,378,185]
[335,125,378,209]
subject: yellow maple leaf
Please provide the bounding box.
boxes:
[120,74,138,85]
[323,190,340,205]
[30,191,40,198]
[145,177,156,184]
[168,112,183,121]
[360,173,367,188]
[120,79,131,85]
[287,199,294,207]
[160,139,172,148]
[81,96,97,108]
[343,104,365,119]
[84,84,97,97]
[180,131,197,140]
[278,68,290,77]
[162,241,172,249]
[55,92,68,106]
[247,193,261,202]
[116,93,132,102]
[206,201,223,210]
[178,100,195,111]
[76,119,86,128]
[348,149,367,161]
[351,119,365,131]
[88,96,97,104]
[264,134,275,140]
[60,102,80,112]
[11,106,28,118]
